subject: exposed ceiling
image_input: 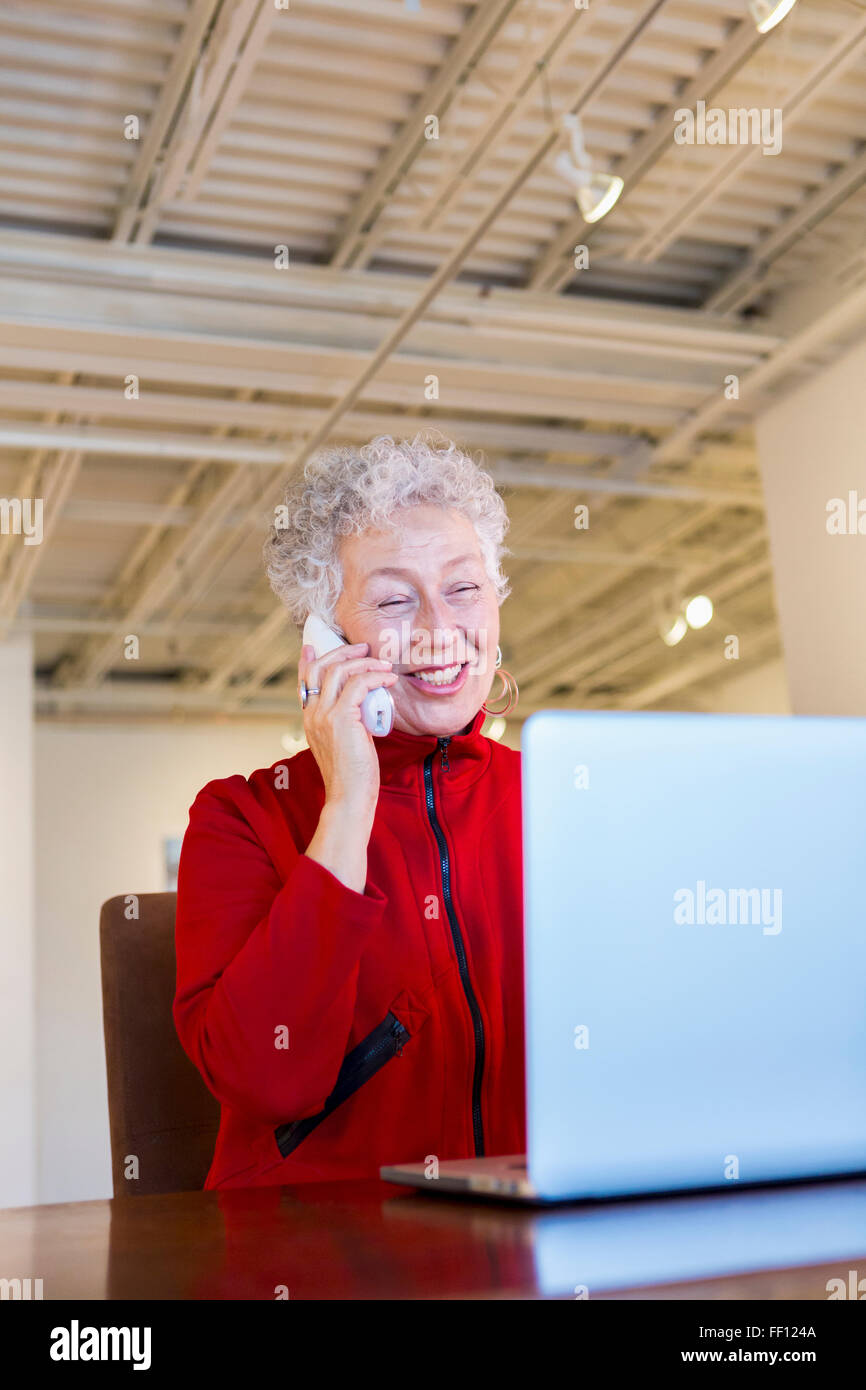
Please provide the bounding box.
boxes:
[1,0,865,724]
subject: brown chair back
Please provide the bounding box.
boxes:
[99,892,220,1197]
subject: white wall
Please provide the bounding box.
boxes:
[33,720,294,1205]
[0,634,35,1208]
[756,335,866,715]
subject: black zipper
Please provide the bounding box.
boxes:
[423,736,486,1156]
[274,1011,408,1159]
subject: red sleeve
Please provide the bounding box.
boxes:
[172,779,387,1124]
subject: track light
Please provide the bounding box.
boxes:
[658,592,714,646]
[685,595,714,630]
[555,115,624,223]
[660,614,688,647]
[749,0,799,34]
[577,172,625,224]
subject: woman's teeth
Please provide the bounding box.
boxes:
[413,663,463,686]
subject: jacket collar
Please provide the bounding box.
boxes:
[375,706,491,792]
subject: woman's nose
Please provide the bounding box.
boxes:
[412,608,461,661]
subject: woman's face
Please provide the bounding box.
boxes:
[333,504,500,738]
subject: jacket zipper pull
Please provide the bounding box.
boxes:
[438,736,450,772]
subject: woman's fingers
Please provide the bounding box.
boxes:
[298,641,370,700]
[315,656,395,713]
[333,669,399,718]
[299,647,398,817]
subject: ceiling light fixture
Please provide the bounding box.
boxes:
[657,588,714,645]
[660,614,688,647]
[749,0,799,34]
[685,594,714,630]
[555,114,624,223]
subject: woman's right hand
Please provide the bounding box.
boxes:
[298,642,398,821]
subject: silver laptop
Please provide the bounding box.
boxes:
[382,710,866,1203]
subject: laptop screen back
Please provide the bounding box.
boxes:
[522,710,866,1201]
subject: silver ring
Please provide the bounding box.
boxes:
[300,679,321,709]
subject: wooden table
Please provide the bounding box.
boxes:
[3,1176,866,1300]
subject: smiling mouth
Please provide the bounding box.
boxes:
[402,661,470,692]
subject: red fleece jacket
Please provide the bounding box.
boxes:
[173,708,526,1189]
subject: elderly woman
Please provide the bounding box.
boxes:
[173,434,525,1188]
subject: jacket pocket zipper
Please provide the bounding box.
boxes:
[274,1011,409,1160]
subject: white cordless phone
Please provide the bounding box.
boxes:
[302,613,395,737]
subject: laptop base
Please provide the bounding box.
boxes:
[381,1155,548,1202]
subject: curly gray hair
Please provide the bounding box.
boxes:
[263,432,511,627]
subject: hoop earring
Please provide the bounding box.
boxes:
[482,646,519,717]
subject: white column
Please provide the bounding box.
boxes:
[755,335,866,716]
[0,632,35,1208]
